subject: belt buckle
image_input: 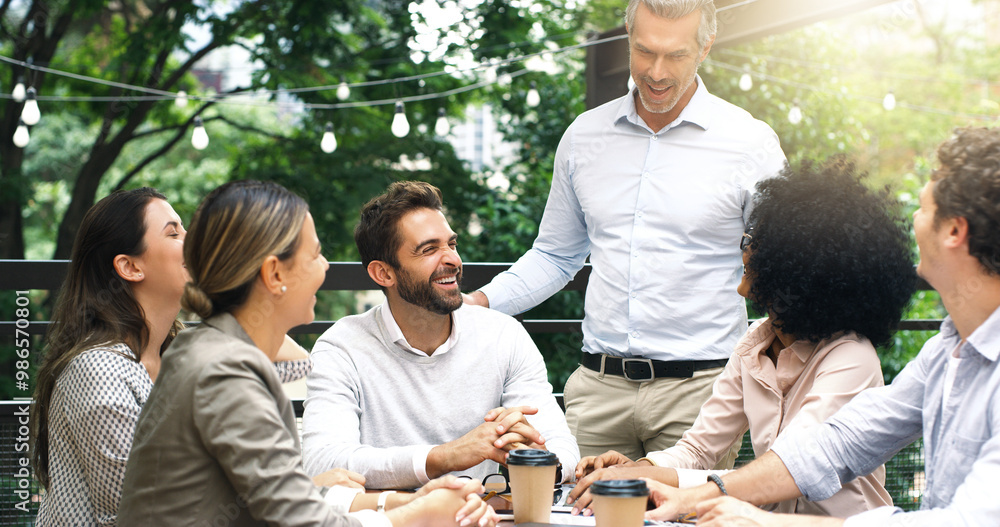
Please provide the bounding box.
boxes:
[622,358,654,382]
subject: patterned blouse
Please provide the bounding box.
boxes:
[35,343,311,527]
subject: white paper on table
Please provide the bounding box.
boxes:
[494,511,595,525]
[547,512,596,525]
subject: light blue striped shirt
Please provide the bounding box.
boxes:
[772,306,1000,525]
[479,78,785,361]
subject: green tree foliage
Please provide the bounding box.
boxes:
[5,0,999,399]
[2,0,593,395]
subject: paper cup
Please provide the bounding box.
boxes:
[507,449,558,524]
[590,479,649,527]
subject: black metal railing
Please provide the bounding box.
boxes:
[0,260,932,524]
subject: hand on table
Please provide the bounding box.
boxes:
[643,478,700,522]
[426,419,539,477]
[568,465,671,514]
[695,496,767,527]
[483,406,546,450]
[390,478,499,527]
[312,467,365,489]
[412,475,477,500]
[575,449,639,479]
[697,497,843,527]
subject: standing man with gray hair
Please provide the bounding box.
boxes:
[465,0,786,462]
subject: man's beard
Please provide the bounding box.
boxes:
[396,266,463,315]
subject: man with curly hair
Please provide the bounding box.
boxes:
[638,127,1000,526]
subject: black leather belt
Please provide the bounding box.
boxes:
[580,353,728,381]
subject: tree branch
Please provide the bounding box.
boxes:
[15,0,42,47]
[111,110,291,192]
[0,0,14,31]
[129,122,190,141]
[112,108,215,191]
[212,115,290,141]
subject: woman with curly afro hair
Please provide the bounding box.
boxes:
[571,158,916,518]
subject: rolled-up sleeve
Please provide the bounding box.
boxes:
[771,352,927,503]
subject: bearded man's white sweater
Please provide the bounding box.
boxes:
[302,303,580,489]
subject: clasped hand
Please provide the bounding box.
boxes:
[428,406,546,477]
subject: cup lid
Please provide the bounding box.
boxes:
[590,479,649,497]
[506,449,559,466]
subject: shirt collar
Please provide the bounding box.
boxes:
[380,299,460,357]
[203,312,257,348]
[614,75,713,133]
[948,305,1000,362]
[737,316,827,363]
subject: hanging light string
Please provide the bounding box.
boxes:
[707,59,998,122]
[0,67,532,110]
[716,48,999,88]
[0,33,625,107]
[0,54,181,97]
[5,36,995,122]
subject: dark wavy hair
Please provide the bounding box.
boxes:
[30,188,184,488]
[355,180,444,269]
[931,127,1000,275]
[745,158,916,347]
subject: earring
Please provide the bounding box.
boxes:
[137,273,143,278]
[280,285,287,293]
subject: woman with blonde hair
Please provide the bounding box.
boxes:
[118,180,495,527]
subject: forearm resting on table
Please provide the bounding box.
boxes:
[696,497,844,527]
[426,444,463,479]
[721,451,802,506]
[350,491,414,512]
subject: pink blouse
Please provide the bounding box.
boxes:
[646,317,892,517]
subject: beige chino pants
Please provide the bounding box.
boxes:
[563,363,740,469]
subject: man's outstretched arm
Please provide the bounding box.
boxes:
[642,451,803,521]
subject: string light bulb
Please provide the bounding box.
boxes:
[526,81,541,108]
[12,76,26,102]
[336,77,350,101]
[321,122,337,153]
[391,101,410,138]
[739,66,753,92]
[483,64,498,85]
[21,87,40,125]
[175,90,189,107]
[191,116,209,150]
[435,108,450,136]
[788,100,803,125]
[13,120,30,148]
[883,91,897,111]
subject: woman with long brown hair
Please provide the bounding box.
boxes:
[30,188,188,525]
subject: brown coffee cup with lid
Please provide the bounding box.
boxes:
[507,449,558,524]
[590,479,649,527]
